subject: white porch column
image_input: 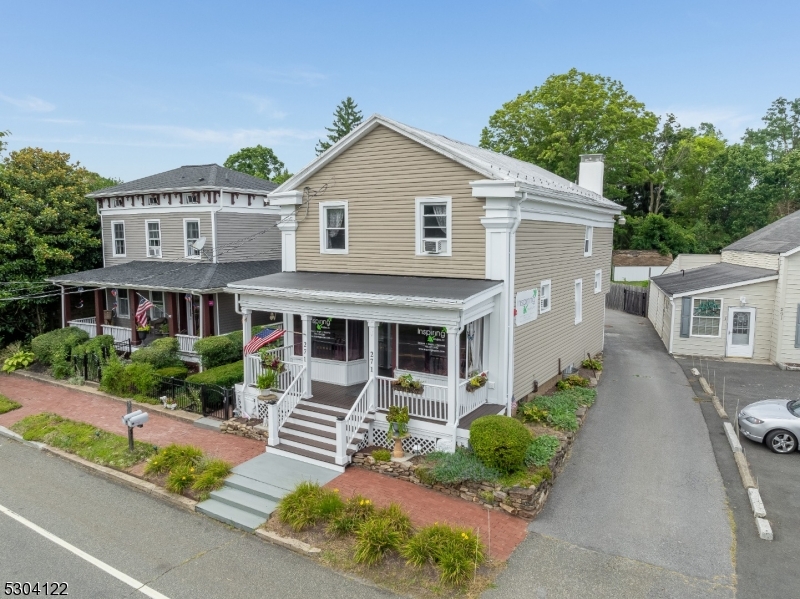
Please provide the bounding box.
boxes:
[301,314,312,398]
[367,320,378,410]
[241,309,252,387]
[446,327,460,434]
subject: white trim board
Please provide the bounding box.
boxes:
[100,205,279,216]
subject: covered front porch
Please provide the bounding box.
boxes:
[229,271,506,468]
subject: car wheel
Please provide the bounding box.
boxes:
[765,430,798,454]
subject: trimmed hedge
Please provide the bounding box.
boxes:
[155,365,189,379]
[131,337,182,369]
[193,335,241,369]
[71,335,115,363]
[100,358,158,397]
[31,327,89,366]
[185,360,243,387]
[469,415,531,474]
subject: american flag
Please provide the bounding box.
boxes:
[135,297,154,326]
[244,328,285,355]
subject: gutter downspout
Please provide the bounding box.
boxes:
[504,198,522,416]
[669,297,675,354]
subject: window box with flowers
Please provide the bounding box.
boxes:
[465,372,488,393]
[392,373,424,395]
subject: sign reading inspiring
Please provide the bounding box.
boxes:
[515,288,539,326]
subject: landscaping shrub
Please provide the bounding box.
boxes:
[522,387,596,431]
[353,516,404,565]
[371,448,391,462]
[131,337,182,369]
[191,458,233,495]
[0,394,21,414]
[71,335,115,364]
[327,495,375,536]
[0,341,22,366]
[581,357,603,371]
[277,481,345,532]
[525,435,561,468]
[185,360,243,387]
[99,356,128,394]
[194,334,241,368]
[373,503,412,538]
[155,365,189,379]
[31,327,88,366]
[556,374,590,391]
[400,523,485,586]
[423,448,500,484]
[469,415,531,473]
[1,350,35,373]
[166,464,196,494]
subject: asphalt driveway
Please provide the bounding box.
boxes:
[676,357,800,599]
[485,310,735,599]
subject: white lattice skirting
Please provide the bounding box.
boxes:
[359,422,466,455]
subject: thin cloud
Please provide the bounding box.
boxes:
[657,106,761,141]
[0,93,55,112]
[237,94,289,119]
[104,123,323,146]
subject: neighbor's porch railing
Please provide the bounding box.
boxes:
[102,324,132,343]
[267,365,306,445]
[336,378,373,466]
[67,317,97,338]
[176,334,200,354]
[376,376,449,422]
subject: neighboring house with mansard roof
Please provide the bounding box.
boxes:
[648,209,800,367]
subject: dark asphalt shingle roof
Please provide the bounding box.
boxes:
[48,260,282,292]
[87,164,278,197]
[724,210,800,254]
[650,263,778,296]
[228,271,502,302]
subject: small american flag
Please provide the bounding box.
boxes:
[135,298,154,326]
[244,328,285,355]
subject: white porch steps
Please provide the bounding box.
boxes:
[268,399,373,472]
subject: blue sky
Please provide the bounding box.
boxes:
[2,0,798,182]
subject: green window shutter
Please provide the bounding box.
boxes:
[680,297,692,338]
[795,305,800,348]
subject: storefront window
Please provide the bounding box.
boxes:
[397,324,448,376]
[347,320,364,360]
[293,314,303,355]
[311,317,347,361]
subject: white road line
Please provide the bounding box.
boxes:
[0,502,171,599]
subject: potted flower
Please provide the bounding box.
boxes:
[466,371,488,392]
[255,370,278,401]
[386,405,410,458]
[136,324,151,340]
[392,373,424,394]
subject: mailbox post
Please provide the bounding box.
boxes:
[121,400,149,452]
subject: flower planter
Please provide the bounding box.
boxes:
[136,330,148,341]
[392,384,424,395]
[466,382,486,393]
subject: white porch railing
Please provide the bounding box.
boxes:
[68,317,97,338]
[377,376,449,422]
[247,353,301,392]
[267,365,306,445]
[176,334,200,354]
[102,324,132,343]
[336,378,373,465]
[458,374,490,419]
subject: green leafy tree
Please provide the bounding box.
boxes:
[223,145,291,183]
[315,97,363,155]
[743,97,800,160]
[0,130,9,154]
[480,69,657,206]
[0,148,109,341]
[617,213,701,256]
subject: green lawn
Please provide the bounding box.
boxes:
[11,412,156,468]
[0,394,21,414]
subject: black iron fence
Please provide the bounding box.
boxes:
[606,283,648,317]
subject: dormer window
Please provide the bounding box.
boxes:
[148,195,160,206]
[184,193,200,204]
[113,197,124,207]
[416,197,452,256]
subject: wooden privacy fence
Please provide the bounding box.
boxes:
[606,283,648,317]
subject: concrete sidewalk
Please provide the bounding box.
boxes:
[485,310,735,598]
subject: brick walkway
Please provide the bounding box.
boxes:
[325,467,527,561]
[0,376,264,466]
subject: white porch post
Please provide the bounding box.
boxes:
[302,314,312,398]
[242,309,252,387]
[367,320,378,410]
[446,327,460,451]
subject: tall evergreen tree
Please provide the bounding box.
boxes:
[315,97,363,155]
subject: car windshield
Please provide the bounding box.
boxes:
[789,400,800,417]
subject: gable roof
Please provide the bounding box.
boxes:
[612,250,673,267]
[650,263,778,297]
[724,210,800,255]
[273,114,621,212]
[87,164,278,198]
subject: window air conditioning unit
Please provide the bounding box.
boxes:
[424,239,445,254]
[148,247,160,257]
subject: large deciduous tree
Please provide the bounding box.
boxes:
[223,145,291,184]
[479,68,658,206]
[315,97,363,155]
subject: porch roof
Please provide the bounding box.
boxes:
[650,262,778,297]
[48,260,282,293]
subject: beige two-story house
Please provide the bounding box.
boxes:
[225,115,622,470]
[49,164,282,360]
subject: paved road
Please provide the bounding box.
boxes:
[0,439,394,599]
[486,310,735,599]
[676,357,800,599]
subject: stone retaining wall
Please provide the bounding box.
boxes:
[220,418,269,443]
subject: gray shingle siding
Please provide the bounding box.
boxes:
[216,211,281,263]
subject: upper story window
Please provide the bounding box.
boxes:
[691,298,722,337]
[416,197,452,256]
[148,195,160,206]
[113,197,124,208]
[319,202,348,254]
[111,221,126,257]
[584,226,593,257]
[594,269,602,293]
[116,289,130,318]
[574,279,583,324]
[185,219,201,258]
[146,220,162,258]
[540,280,552,314]
[184,193,200,204]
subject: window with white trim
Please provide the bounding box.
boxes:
[416,198,451,256]
[150,291,165,319]
[540,280,552,314]
[691,298,722,337]
[184,193,200,204]
[320,202,348,253]
[594,269,602,293]
[146,221,162,257]
[148,194,160,206]
[111,221,126,257]
[117,289,130,318]
[113,197,124,207]
[584,226,593,256]
[575,279,583,324]
[185,219,201,258]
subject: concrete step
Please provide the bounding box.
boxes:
[193,417,222,431]
[209,486,278,518]
[224,474,286,502]
[268,444,346,473]
[195,499,267,532]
